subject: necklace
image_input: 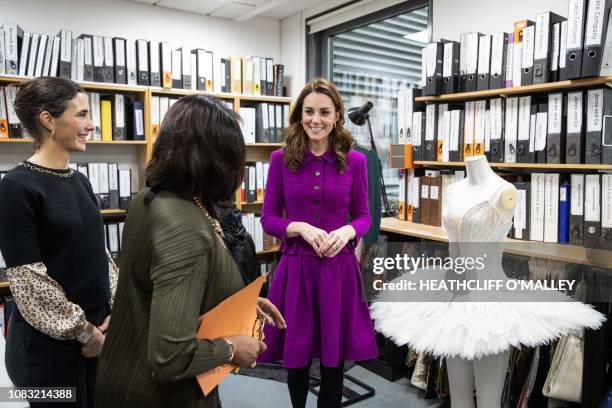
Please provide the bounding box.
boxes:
[192,196,224,238]
[19,161,74,178]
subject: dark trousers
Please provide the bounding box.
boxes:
[5,307,106,408]
[287,361,344,408]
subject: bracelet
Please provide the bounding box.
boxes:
[223,338,235,364]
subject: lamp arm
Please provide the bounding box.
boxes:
[365,115,390,215]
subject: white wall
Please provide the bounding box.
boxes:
[281,0,571,97]
[3,0,281,61]
[433,0,568,41]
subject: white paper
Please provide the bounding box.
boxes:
[535,112,548,151]
[567,0,586,49]
[477,35,491,74]
[567,92,583,134]
[491,98,503,140]
[425,104,436,141]
[522,26,535,68]
[587,89,603,132]
[534,12,551,60]
[443,42,454,78]
[518,96,532,141]
[584,174,601,222]
[548,93,563,133]
[560,21,568,69]
[571,174,585,216]
[584,0,606,46]
[491,33,505,76]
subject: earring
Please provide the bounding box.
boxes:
[50,129,55,140]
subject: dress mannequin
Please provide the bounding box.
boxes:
[444,156,515,407]
[371,155,605,408]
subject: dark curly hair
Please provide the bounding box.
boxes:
[283,78,353,171]
[144,94,245,216]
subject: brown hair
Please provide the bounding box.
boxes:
[14,77,85,150]
[144,94,245,216]
[283,78,353,171]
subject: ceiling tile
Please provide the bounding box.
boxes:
[155,0,230,14]
[126,0,158,5]
[211,1,256,19]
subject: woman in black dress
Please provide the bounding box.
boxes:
[0,77,118,407]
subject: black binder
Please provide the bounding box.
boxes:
[461,32,481,92]
[490,98,505,163]
[517,96,534,163]
[424,104,437,161]
[513,181,530,240]
[449,110,464,162]
[58,28,72,79]
[102,37,114,83]
[566,91,585,164]
[603,93,612,164]
[585,88,606,164]
[535,101,548,163]
[477,34,492,91]
[131,100,145,141]
[547,92,565,164]
[108,163,120,210]
[583,174,601,248]
[601,174,612,249]
[581,0,612,77]
[565,0,588,79]
[79,34,94,82]
[412,111,424,161]
[149,41,161,87]
[119,169,131,210]
[442,41,460,94]
[424,42,444,96]
[489,33,508,90]
[520,23,536,86]
[533,12,566,84]
[113,37,127,84]
[136,39,149,86]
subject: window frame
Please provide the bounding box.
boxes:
[306,0,432,81]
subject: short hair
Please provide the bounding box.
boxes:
[144,94,245,214]
[14,77,85,149]
[283,78,353,171]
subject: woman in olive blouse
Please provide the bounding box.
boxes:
[96,95,284,407]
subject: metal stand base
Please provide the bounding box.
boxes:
[308,374,376,407]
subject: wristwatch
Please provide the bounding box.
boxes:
[76,321,94,344]
[223,338,235,364]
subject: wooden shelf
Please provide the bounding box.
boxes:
[0,139,146,145]
[0,281,9,289]
[380,217,612,268]
[0,74,148,94]
[414,161,612,170]
[241,201,263,206]
[416,76,612,102]
[150,87,291,103]
[257,245,280,255]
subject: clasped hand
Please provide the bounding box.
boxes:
[299,223,355,257]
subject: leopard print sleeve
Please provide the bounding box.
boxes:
[6,262,85,340]
[106,250,119,308]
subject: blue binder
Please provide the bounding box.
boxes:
[558,181,570,243]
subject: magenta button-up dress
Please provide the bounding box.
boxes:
[257,148,378,369]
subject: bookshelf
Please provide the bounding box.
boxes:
[414,161,612,171]
[416,75,612,102]
[380,217,612,269]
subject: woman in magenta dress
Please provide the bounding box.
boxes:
[258,78,378,408]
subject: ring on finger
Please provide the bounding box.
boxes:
[249,361,257,368]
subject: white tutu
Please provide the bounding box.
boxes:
[370,183,607,360]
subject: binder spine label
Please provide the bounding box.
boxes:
[548,93,563,133]
[529,114,537,152]
[603,175,612,228]
[491,33,504,76]
[426,104,436,142]
[413,112,422,146]
[137,40,147,70]
[115,96,125,127]
[505,97,519,158]
[84,37,92,65]
[534,13,550,60]
[518,96,532,140]
[115,40,125,66]
[515,189,527,239]
[135,109,144,136]
[491,98,503,139]
[467,33,479,73]
[560,21,568,68]
[104,37,113,66]
[485,110,492,151]
[60,30,71,62]
[535,112,548,150]
[426,43,437,76]
[567,0,586,49]
[475,100,486,144]
[568,92,583,134]
[522,26,535,68]
[450,110,460,151]
[584,0,605,46]
[460,34,467,75]
[93,37,104,66]
[551,23,560,71]
[587,89,603,132]
[6,25,18,62]
[585,175,601,222]
[571,174,585,216]
[443,42,453,77]
[442,112,451,161]
[505,35,514,84]
[5,86,19,124]
[478,35,491,74]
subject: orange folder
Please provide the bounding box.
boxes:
[196,273,267,396]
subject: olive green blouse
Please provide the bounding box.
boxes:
[96,189,244,408]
